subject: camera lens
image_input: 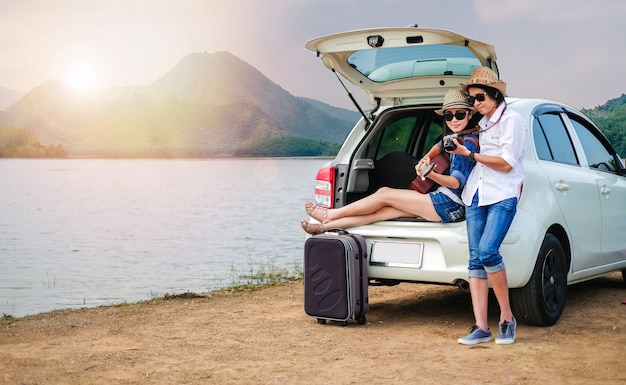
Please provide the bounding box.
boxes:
[444,139,456,151]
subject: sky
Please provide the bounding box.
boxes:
[1,0,625,111]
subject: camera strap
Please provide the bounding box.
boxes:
[476,105,508,135]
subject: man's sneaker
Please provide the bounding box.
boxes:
[457,325,492,345]
[495,317,517,345]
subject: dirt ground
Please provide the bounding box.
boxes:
[1,272,625,385]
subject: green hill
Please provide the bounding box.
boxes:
[581,94,626,158]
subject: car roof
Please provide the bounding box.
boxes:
[305,27,498,107]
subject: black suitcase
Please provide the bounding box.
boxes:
[303,231,369,326]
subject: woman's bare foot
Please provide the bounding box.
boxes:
[305,201,329,223]
[300,220,325,235]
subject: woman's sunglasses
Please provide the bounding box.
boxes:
[443,110,469,121]
[467,93,487,104]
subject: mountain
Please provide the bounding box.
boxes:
[0,86,25,110]
[299,97,360,122]
[581,93,626,158]
[0,52,359,157]
[581,93,626,119]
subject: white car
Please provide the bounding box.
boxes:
[304,27,626,326]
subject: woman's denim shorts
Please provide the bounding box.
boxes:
[429,191,465,223]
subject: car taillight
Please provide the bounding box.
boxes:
[314,165,335,208]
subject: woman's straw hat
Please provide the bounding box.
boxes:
[435,89,476,115]
[461,66,507,97]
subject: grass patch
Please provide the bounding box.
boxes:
[228,256,302,292]
[1,314,16,325]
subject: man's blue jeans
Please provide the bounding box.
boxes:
[466,193,518,279]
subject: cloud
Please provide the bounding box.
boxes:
[471,0,624,24]
[0,19,37,72]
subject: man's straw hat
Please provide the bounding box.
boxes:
[461,66,507,97]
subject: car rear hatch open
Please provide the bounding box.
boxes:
[305,27,499,108]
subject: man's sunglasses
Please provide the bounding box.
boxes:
[443,110,469,121]
[467,93,487,104]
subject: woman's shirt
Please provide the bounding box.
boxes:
[461,103,527,206]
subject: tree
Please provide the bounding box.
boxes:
[0,126,67,158]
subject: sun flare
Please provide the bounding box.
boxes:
[63,63,97,92]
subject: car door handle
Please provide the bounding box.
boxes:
[555,182,569,191]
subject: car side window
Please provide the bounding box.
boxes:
[568,115,618,173]
[533,113,579,166]
[365,112,442,161]
[532,118,551,161]
[366,115,417,161]
[423,120,442,155]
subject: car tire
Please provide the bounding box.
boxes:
[511,234,568,326]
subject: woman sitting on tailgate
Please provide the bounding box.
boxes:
[300,89,479,234]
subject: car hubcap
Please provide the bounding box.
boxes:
[542,248,565,313]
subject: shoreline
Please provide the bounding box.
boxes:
[1,273,303,321]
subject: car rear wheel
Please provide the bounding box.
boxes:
[511,234,568,326]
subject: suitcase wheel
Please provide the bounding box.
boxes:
[357,316,366,325]
[317,318,327,324]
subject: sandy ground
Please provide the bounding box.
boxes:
[1,272,625,385]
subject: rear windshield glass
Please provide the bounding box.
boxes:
[347,45,481,83]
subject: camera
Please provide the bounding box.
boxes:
[443,133,458,152]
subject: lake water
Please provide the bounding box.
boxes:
[0,158,328,318]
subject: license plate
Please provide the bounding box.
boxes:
[370,241,423,269]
